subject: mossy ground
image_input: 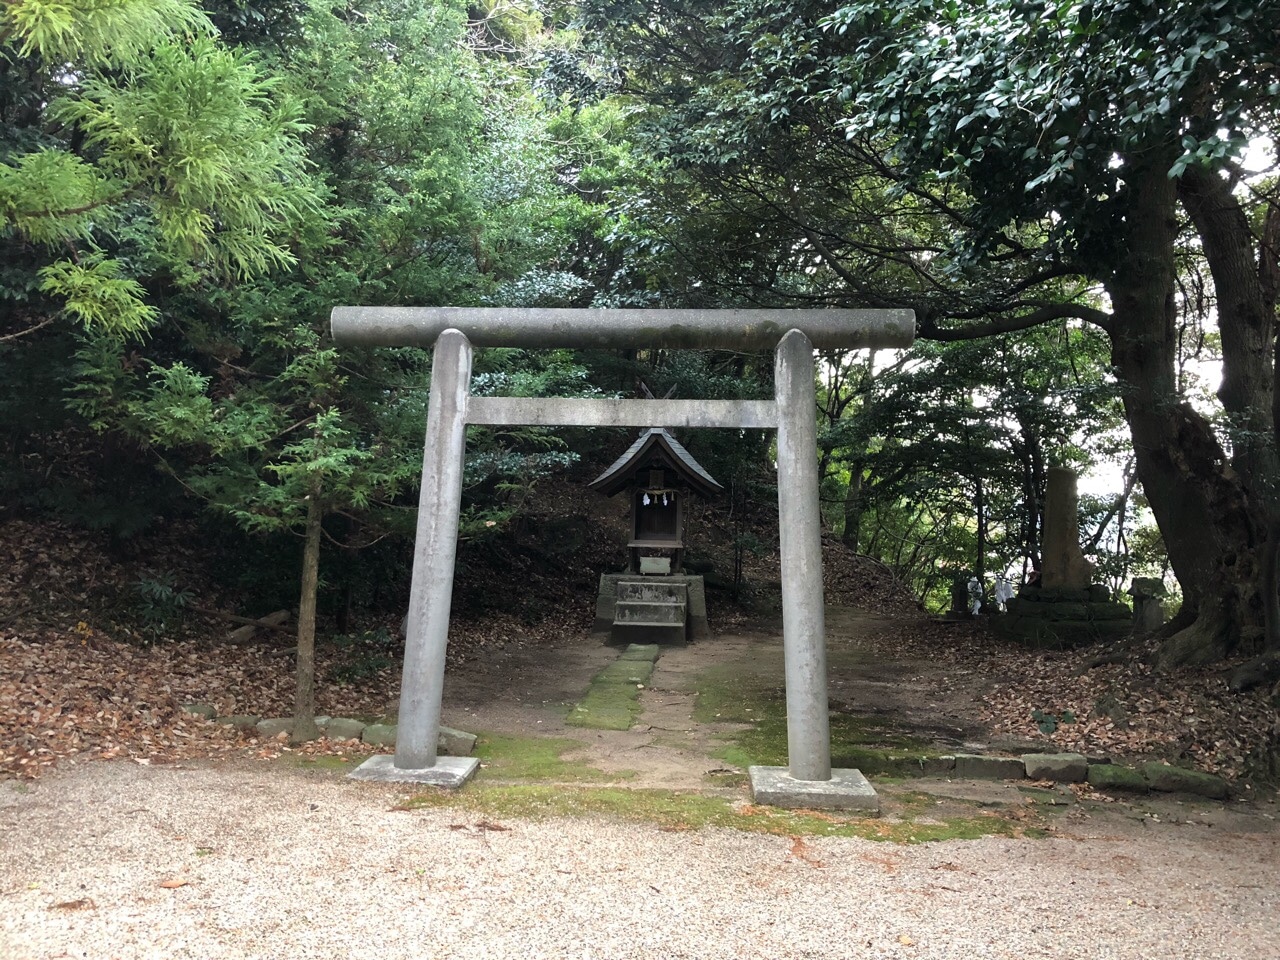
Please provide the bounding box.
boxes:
[404,783,1044,842]
[473,731,629,783]
[692,663,943,777]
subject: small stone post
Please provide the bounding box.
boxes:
[774,330,832,782]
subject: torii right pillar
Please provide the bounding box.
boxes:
[747,330,880,814]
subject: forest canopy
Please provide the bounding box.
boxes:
[2,0,1278,721]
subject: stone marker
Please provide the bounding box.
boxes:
[180,702,216,720]
[1128,577,1166,634]
[1041,467,1094,589]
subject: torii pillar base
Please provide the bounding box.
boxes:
[348,754,479,788]
[748,766,881,814]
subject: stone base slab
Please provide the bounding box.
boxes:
[748,766,880,815]
[347,754,479,788]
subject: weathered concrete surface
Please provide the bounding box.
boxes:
[331,306,917,351]
[748,766,881,814]
[396,329,472,771]
[775,330,831,782]
[596,575,708,641]
[954,754,1027,780]
[1023,753,1088,782]
[468,397,778,429]
[1040,467,1094,589]
[347,753,479,787]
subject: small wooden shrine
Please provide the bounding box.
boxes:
[588,428,719,644]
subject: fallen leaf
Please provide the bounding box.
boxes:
[49,898,95,911]
[158,878,188,889]
[899,935,915,946]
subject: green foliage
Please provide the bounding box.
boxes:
[131,575,194,643]
[1030,707,1076,736]
[3,0,210,66]
[2,0,314,334]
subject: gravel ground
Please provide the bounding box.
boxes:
[2,761,1277,960]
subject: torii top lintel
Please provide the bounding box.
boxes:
[330,306,916,351]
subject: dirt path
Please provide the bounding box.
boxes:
[442,609,989,791]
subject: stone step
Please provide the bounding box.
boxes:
[614,599,687,625]
[611,622,686,645]
[616,580,688,603]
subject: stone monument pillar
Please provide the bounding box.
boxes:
[992,466,1131,649]
[1040,467,1094,589]
[1128,577,1166,633]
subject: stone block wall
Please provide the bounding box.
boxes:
[992,585,1131,649]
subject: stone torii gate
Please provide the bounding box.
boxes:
[332,307,914,810]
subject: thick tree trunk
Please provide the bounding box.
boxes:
[1105,154,1264,667]
[291,481,323,744]
[1178,170,1279,653]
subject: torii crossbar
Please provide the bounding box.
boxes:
[333,307,915,809]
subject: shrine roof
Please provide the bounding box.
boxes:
[587,428,722,498]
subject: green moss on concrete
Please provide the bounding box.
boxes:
[403,784,1044,843]
[566,684,641,730]
[693,665,942,776]
[596,660,655,685]
[1139,762,1228,799]
[474,732,622,782]
[1087,763,1149,792]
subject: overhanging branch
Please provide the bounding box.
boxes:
[920,303,1113,341]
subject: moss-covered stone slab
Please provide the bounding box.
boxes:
[1087,763,1148,792]
[954,754,1026,780]
[596,660,655,685]
[180,702,217,720]
[1140,762,1228,799]
[566,687,638,731]
[619,643,660,662]
[1023,752,1088,782]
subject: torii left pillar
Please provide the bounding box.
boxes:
[345,329,480,785]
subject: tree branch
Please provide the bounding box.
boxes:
[920,303,1113,341]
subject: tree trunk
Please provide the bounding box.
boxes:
[291,479,323,744]
[1106,153,1264,667]
[1178,169,1279,653]
[841,460,864,549]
